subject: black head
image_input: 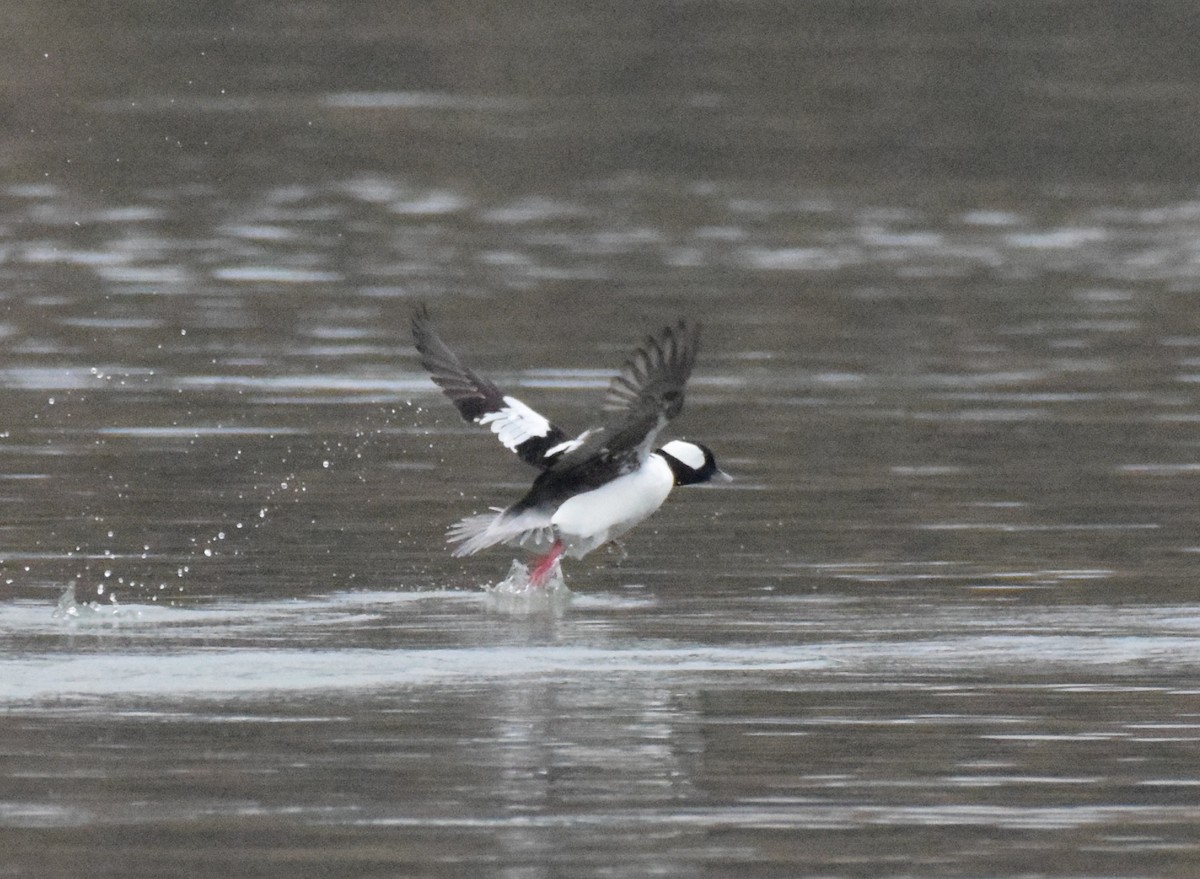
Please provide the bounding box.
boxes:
[656,440,729,486]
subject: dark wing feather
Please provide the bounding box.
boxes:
[411,305,572,468]
[411,304,504,421]
[599,319,701,457]
[603,319,700,419]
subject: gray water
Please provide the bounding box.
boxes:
[5,3,1200,877]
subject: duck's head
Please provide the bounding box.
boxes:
[657,440,731,486]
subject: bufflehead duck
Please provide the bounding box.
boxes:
[412,305,727,586]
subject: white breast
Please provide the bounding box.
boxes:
[551,455,675,557]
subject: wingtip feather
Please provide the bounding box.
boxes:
[602,317,702,414]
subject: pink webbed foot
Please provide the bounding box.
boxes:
[529,540,565,588]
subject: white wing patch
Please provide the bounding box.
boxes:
[544,427,598,459]
[476,396,552,452]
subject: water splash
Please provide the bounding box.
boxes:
[51,581,139,624]
[483,559,572,614]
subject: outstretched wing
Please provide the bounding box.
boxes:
[515,320,703,509]
[412,305,575,469]
[600,318,701,459]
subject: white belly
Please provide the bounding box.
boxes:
[551,456,675,557]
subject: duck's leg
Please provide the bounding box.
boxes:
[529,539,565,587]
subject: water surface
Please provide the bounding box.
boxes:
[4,2,1200,877]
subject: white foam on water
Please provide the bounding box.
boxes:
[6,584,1200,705]
[0,641,833,703]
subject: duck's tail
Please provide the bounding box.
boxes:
[446,507,556,557]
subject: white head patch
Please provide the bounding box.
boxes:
[661,440,706,471]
